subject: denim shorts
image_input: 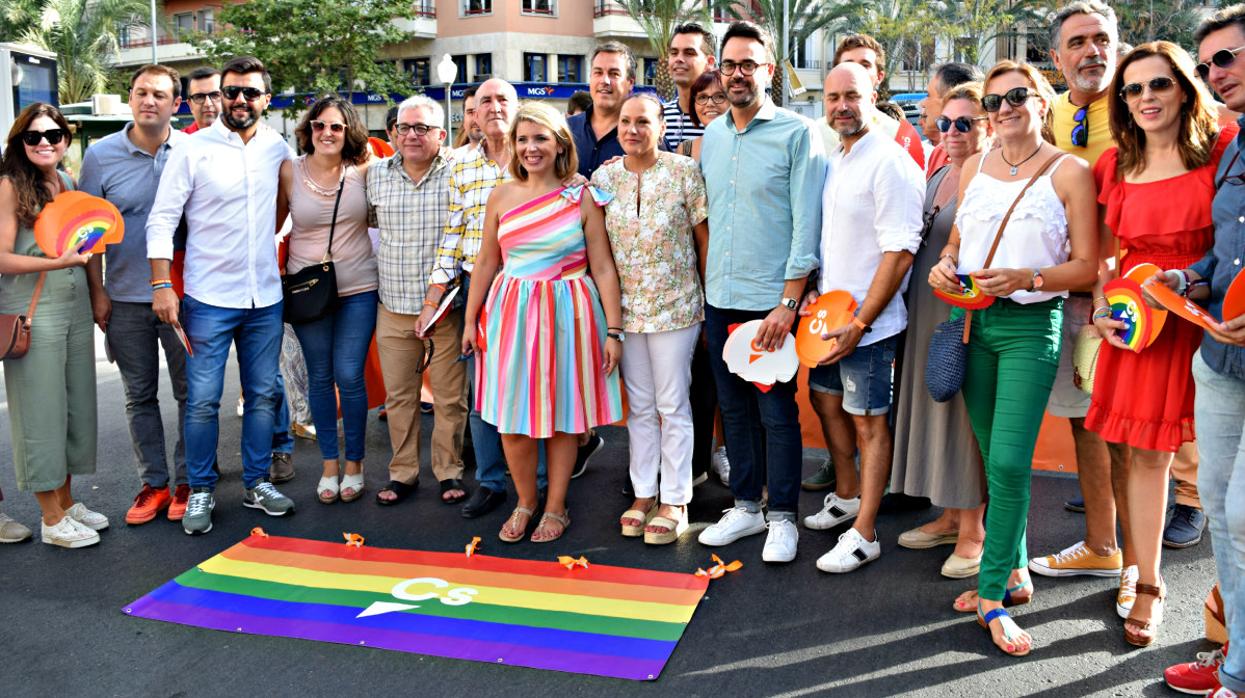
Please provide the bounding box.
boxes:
[807,334,898,416]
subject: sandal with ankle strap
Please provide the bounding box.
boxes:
[499,506,535,543]
[531,510,570,543]
[954,579,1034,613]
[1124,581,1166,647]
[977,603,1032,657]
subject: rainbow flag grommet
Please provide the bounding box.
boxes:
[123,535,709,681]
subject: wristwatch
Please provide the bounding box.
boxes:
[1028,268,1045,292]
[780,297,799,311]
[607,330,625,343]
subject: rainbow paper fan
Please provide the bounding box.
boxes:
[1103,277,1154,352]
[33,191,124,258]
[934,273,995,310]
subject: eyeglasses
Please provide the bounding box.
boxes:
[981,87,1035,112]
[719,60,769,76]
[395,122,439,137]
[188,91,222,105]
[222,85,267,101]
[311,120,346,133]
[1218,149,1245,188]
[1196,45,1245,80]
[936,115,987,133]
[1071,104,1088,148]
[1119,76,1177,101]
[21,128,66,146]
[695,93,728,106]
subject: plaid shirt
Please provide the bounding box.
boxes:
[428,146,511,285]
[366,149,452,314]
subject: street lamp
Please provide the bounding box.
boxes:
[437,54,457,145]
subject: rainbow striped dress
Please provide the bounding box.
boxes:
[476,185,623,438]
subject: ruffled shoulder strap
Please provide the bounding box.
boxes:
[561,184,613,207]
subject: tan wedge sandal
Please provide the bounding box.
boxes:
[620,499,657,537]
[644,506,688,545]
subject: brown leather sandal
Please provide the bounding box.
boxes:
[1124,581,1166,647]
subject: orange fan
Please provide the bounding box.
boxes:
[795,290,857,367]
[33,191,124,257]
[368,137,395,159]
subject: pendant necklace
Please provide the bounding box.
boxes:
[1001,143,1043,176]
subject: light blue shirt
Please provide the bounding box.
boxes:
[78,123,187,303]
[701,100,826,311]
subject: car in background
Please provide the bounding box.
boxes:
[890,91,925,138]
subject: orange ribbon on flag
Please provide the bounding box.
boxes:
[465,536,481,558]
[694,554,743,579]
[557,555,590,570]
[343,532,365,548]
[250,527,268,538]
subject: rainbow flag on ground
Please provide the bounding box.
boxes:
[124,535,709,681]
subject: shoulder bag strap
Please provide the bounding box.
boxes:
[23,273,47,326]
[322,169,346,264]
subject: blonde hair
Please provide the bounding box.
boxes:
[984,60,1057,144]
[507,102,578,181]
[941,81,984,109]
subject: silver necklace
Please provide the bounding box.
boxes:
[1001,143,1043,176]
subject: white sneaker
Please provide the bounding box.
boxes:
[698,506,766,546]
[711,447,730,486]
[41,516,100,548]
[803,493,860,530]
[0,512,32,543]
[816,527,880,573]
[761,519,798,563]
[64,501,109,531]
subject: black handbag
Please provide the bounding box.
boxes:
[283,172,345,324]
[925,152,1065,402]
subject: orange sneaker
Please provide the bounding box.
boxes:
[126,484,171,525]
[167,484,191,522]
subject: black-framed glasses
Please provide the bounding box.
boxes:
[719,60,769,76]
[394,122,439,137]
[1071,104,1088,148]
[21,128,66,146]
[188,91,222,105]
[311,120,346,133]
[695,93,728,106]
[936,115,987,133]
[1197,45,1245,80]
[982,87,1034,112]
[222,85,267,101]
[1119,76,1177,101]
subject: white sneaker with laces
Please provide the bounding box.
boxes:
[698,506,766,546]
[762,519,798,563]
[803,493,860,530]
[816,527,880,573]
[711,447,730,486]
[64,501,109,531]
[41,516,100,548]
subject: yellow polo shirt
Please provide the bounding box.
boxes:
[1052,92,1113,167]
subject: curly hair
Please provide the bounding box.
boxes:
[294,96,370,166]
[0,103,72,226]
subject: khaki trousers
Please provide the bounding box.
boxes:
[1173,441,1201,509]
[376,304,468,485]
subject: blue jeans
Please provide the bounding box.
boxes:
[463,273,545,491]
[292,291,378,462]
[807,334,898,416]
[182,295,284,490]
[704,304,803,519]
[1192,349,1245,692]
[271,373,293,454]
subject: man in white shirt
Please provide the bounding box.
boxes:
[802,63,923,573]
[147,55,295,535]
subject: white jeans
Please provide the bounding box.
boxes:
[621,324,700,505]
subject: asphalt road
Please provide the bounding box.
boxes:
[0,331,1219,697]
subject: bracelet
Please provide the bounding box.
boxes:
[851,316,872,333]
[151,283,173,291]
[1179,269,1194,297]
[607,326,624,332]
[1189,278,1210,293]
[422,299,438,309]
[150,278,173,286]
[1092,306,1111,320]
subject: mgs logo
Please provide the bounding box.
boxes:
[525,86,555,97]
[356,577,480,618]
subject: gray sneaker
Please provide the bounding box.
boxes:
[182,489,215,535]
[0,512,32,543]
[270,452,295,484]
[244,481,295,517]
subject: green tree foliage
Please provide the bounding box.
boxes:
[19,0,150,104]
[189,0,411,116]
[1,0,50,40]
[611,0,714,101]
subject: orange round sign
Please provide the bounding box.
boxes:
[32,191,124,258]
[796,290,858,367]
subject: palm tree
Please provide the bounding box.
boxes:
[611,0,715,101]
[21,0,151,104]
[1,0,51,40]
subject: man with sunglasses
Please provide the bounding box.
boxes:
[80,64,191,526]
[182,67,221,134]
[146,55,295,535]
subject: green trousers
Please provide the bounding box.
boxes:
[958,298,1062,601]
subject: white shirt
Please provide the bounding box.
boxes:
[147,118,292,309]
[819,127,924,344]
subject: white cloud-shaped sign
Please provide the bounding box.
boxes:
[722,319,799,386]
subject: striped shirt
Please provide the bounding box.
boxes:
[662,98,703,151]
[366,149,452,314]
[428,146,511,285]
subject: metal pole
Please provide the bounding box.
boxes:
[150,0,158,64]
[444,83,453,146]
[781,0,789,107]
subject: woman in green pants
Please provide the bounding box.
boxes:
[929,62,1098,656]
[0,103,105,549]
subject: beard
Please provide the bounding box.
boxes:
[727,77,760,108]
[224,105,259,130]
[831,111,864,137]
[1069,57,1112,93]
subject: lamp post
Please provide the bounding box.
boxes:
[437,54,457,145]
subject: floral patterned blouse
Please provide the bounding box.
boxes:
[591,151,708,333]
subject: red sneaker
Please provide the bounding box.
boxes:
[126,484,171,525]
[167,484,191,522]
[1166,644,1228,695]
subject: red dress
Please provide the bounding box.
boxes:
[1085,128,1236,451]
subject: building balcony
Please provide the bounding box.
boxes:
[592,1,646,39]
[393,2,436,39]
[115,37,205,67]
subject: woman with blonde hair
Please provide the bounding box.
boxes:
[929,61,1099,656]
[462,102,624,544]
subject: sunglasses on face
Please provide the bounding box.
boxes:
[188,91,222,105]
[222,85,266,101]
[1071,104,1088,148]
[719,60,768,76]
[1119,76,1177,101]
[1196,45,1245,80]
[936,115,987,133]
[981,87,1035,112]
[695,93,728,106]
[311,120,346,133]
[395,123,439,137]
[21,128,66,146]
